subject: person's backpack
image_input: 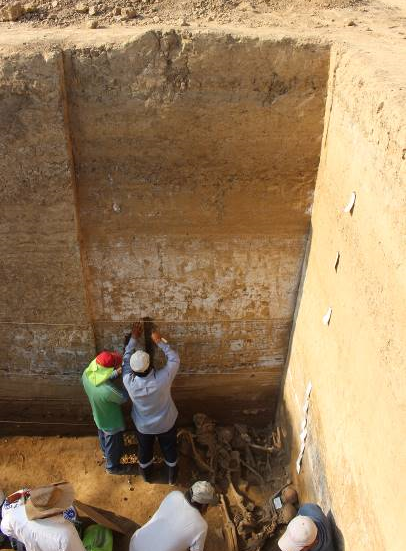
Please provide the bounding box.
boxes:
[82,524,113,551]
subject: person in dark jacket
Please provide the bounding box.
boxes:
[278,503,335,551]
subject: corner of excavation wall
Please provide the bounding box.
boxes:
[279,40,406,551]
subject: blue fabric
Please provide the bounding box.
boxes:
[122,338,180,435]
[98,430,124,470]
[136,423,178,468]
[298,504,335,551]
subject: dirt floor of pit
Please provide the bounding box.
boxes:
[0,435,289,551]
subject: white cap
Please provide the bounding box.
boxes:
[130,350,150,373]
[191,481,218,505]
[278,515,318,551]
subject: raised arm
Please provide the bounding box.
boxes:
[151,330,180,381]
[122,322,143,378]
[106,383,128,405]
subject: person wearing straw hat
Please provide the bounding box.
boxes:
[278,503,335,551]
[129,480,218,551]
[82,349,133,475]
[0,482,85,551]
[122,322,180,484]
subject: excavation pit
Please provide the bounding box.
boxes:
[0,30,330,432]
[1,22,405,551]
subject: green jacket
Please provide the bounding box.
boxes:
[82,359,127,432]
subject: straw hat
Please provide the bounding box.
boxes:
[25,482,74,520]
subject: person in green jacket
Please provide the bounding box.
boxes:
[82,351,132,475]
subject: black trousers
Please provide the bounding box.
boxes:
[136,423,177,468]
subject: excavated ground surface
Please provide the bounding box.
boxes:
[0,0,404,35]
[0,433,288,551]
[0,0,368,29]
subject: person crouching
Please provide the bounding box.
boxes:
[129,481,217,551]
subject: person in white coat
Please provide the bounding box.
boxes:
[0,482,85,551]
[130,481,218,551]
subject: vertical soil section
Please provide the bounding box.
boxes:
[0,31,329,430]
[280,44,406,551]
[0,47,95,387]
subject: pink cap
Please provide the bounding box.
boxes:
[278,515,318,551]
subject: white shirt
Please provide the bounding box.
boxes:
[1,497,85,551]
[130,491,208,551]
[123,339,180,434]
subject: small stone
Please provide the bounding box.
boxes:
[113,6,121,15]
[121,7,137,19]
[87,18,98,28]
[24,2,38,12]
[152,15,159,23]
[179,17,189,26]
[0,2,24,21]
[75,2,88,14]
[207,15,214,21]
[347,20,356,26]
[51,0,58,7]
[88,5,98,16]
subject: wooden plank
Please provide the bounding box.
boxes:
[73,500,139,536]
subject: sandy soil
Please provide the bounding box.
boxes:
[0,434,288,551]
[0,0,404,43]
[0,435,224,550]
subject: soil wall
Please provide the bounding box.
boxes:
[280,44,406,551]
[0,30,329,431]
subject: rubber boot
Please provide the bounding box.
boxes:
[139,464,154,483]
[106,464,134,475]
[168,465,178,485]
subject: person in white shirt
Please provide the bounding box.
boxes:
[0,482,85,551]
[129,481,218,551]
[122,322,180,484]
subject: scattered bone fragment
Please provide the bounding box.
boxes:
[177,428,214,474]
[181,414,290,549]
[220,494,239,551]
